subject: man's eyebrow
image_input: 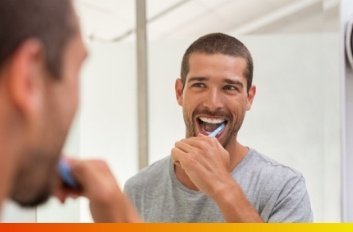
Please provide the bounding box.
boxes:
[187,77,209,82]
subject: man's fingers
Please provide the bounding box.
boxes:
[171,147,191,167]
[179,136,217,151]
[175,140,198,153]
[68,159,103,185]
[53,179,81,203]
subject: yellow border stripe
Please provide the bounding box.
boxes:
[1,223,353,232]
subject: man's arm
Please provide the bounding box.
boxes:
[210,175,263,222]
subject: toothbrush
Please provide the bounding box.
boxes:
[58,159,79,189]
[208,123,225,138]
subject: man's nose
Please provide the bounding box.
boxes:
[202,88,224,111]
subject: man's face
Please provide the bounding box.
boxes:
[176,53,255,147]
[11,24,87,207]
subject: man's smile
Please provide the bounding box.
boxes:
[195,116,228,137]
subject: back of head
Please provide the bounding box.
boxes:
[0,0,81,208]
[180,33,253,91]
[0,0,76,79]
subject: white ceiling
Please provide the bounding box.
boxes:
[74,0,340,42]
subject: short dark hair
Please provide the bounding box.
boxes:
[0,0,76,79]
[180,33,253,91]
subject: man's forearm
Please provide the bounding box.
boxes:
[212,177,264,222]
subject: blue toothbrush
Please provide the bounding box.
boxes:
[208,123,225,138]
[58,159,79,189]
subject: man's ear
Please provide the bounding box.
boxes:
[175,78,184,106]
[6,39,45,118]
[246,85,256,111]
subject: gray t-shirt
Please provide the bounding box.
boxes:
[124,149,313,222]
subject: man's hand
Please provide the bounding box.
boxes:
[55,158,141,222]
[171,135,263,222]
[171,134,232,197]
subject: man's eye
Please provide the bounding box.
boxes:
[224,85,238,91]
[191,83,206,88]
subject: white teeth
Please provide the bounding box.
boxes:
[199,117,225,124]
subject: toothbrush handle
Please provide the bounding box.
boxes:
[208,123,225,138]
[58,159,79,189]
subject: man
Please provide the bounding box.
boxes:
[124,33,313,222]
[0,0,139,222]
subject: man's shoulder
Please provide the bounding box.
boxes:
[241,149,312,222]
[124,156,170,191]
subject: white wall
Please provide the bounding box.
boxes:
[77,41,138,222]
[1,201,35,222]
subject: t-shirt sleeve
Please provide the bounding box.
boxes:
[267,175,313,222]
[123,178,139,210]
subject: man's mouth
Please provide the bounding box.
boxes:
[196,116,227,136]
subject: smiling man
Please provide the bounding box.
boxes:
[124,33,313,222]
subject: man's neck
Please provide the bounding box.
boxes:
[173,138,248,191]
[0,146,17,211]
[0,121,21,210]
